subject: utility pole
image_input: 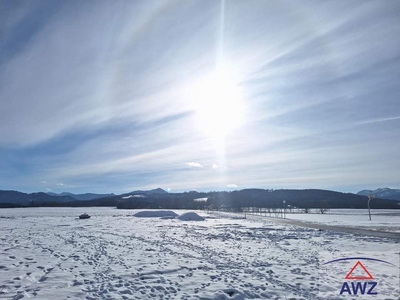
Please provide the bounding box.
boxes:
[283,200,286,218]
[368,194,375,221]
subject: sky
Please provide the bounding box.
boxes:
[0,0,399,194]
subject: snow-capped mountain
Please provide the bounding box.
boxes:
[357,188,400,200]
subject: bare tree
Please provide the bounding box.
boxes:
[319,208,329,214]
[319,200,329,214]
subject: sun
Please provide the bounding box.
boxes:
[188,66,244,138]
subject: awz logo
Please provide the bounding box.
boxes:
[340,260,377,295]
[323,257,395,296]
[340,280,377,296]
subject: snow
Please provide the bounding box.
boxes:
[177,212,205,221]
[122,195,146,199]
[133,210,178,218]
[283,209,400,233]
[0,207,398,299]
[193,197,208,202]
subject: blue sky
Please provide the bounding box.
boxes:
[1,0,399,194]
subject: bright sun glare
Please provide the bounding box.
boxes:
[188,66,244,138]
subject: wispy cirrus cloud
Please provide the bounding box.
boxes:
[0,1,399,194]
[356,116,400,125]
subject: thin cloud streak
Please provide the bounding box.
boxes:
[356,116,400,125]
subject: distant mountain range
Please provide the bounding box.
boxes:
[121,188,168,197]
[46,188,167,201]
[47,192,115,201]
[0,190,76,207]
[0,188,167,207]
[1,188,399,209]
[357,188,400,200]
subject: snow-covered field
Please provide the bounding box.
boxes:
[283,209,400,233]
[0,208,399,299]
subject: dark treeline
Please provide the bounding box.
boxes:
[205,189,400,210]
[1,189,399,210]
[0,202,27,208]
[111,189,399,210]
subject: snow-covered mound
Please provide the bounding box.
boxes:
[177,212,204,221]
[134,210,178,218]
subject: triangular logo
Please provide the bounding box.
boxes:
[345,261,374,280]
